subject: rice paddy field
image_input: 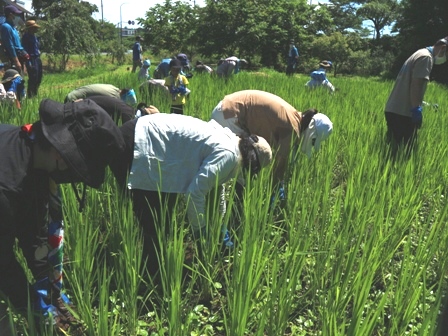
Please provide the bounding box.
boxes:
[2,61,448,335]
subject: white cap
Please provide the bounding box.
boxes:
[300,113,333,158]
[252,135,272,168]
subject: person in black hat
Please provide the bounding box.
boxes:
[132,35,143,73]
[1,5,29,72]
[0,68,25,108]
[77,95,160,123]
[0,98,124,334]
[164,58,190,114]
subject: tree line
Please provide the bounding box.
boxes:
[30,0,448,81]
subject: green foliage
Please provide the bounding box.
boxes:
[138,0,199,58]
[356,0,399,39]
[196,0,308,68]
[38,0,99,72]
[310,32,352,76]
[327,0,364,33]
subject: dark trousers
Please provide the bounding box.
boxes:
[132,59,142,73]
[170,105,184,114]
[286,59,297,76]
[131,189,179,275]
[385,112,418,157]
[25,56,43,98]
[0,179,49,310]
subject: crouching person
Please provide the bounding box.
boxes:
[109,113,272,273]
[305,60,335,93]
[0,68,25,108]
[0,99,125,334]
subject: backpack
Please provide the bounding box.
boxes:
[310,70,327,82]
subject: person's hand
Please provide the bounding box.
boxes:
[13,59,21,70]
[411,106,423,128]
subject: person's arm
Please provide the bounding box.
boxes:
[186,150,238,233]
[409,77,428,108]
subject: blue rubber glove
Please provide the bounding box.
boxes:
[222,229,234,248]
[178,85,187,95]
[411,106,422,128]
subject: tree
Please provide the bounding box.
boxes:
[356,0,399,39]
[309,32,353,76]
[196,0,310,69]
[327,0,364,33]
[391,0,448,81]
[39,0,99,71]
[32,0,98,19]
[137,0,198,58]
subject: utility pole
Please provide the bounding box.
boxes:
[120,3,128,45]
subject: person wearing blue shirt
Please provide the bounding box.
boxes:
[286,40,299,76]
[21,20,42,98]
[153,58,172,79]
[131,35,143,73]
[1,68,25,108]
[0,5,28,73]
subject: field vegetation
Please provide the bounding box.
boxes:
[2,61,448,335]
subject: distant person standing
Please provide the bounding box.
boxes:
[286,40,299,76]
[131,35,143,73]
[21,20,42,98]
[384,36,447,154]
[1,5,29,74]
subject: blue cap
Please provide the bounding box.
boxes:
[121,89,137,105]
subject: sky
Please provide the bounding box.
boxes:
[20,0,329,27]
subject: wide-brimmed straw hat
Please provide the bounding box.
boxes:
[25,20,40,29]
[319,60,332,68]
[39,99,125,188]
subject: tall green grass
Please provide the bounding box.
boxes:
[2,64,448,335]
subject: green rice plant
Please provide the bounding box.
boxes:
[3,63,448,335]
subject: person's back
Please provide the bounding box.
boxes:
[127,113,240,194]
[85,95,134,124]
[219,90,300,142]
[305,61,335,92]
[153,58,171,79]
[65,84,121,102]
